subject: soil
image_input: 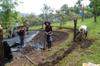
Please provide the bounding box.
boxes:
[5,29,93,66]
[5,30,68,66]
[38,39,94,66]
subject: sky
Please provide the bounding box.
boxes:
[16,0,90,15]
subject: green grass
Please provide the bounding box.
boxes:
[28,16,100,66]
[29,25,42,31]
[55,16,100,66]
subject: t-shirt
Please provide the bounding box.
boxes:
[45,26,52,32]
[79,25,87,32]
[17,29,25,36]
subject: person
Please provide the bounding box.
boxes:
[0,25,3,42]
[76,25,88,41]
[0,41,13,66]
[0,25,4,66]
[3,41,13,62]
[78,25,88,38]
[44,21,53,49]
[0,26,13,66]
[17,25,26,47]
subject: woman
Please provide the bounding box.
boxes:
[17,26,26,47]
[44,21,52,49]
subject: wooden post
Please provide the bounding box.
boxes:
[0,25,4,63]
[73,19,77,42]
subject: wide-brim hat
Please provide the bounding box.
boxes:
[44,21,51,25]
[19,24,24,27]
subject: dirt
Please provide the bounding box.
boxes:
[37,39,94,66]
[5,29,93,66]
[5,30,68,66]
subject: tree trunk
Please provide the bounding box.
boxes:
[82,10,84,22]
[93,2,97,22]
[81,16,84,22]
[94,13,97,22]
[73,19,77,42]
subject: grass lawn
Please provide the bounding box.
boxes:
[0,14,98,66]
[54,16,100,66]
[31,16,100,66]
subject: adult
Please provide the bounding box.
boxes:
[44,21,53,49]
[0,25,3,41]
[78,25,88,38]
[76,25,88,41]
[0,25,13,66]
[0,25,4,66]
[17,25,26,47]
[3,41,13,62]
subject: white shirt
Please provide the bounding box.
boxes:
[79,25,87,32]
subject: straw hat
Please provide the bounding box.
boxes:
[20,24,24,26]
[0,25,3,29]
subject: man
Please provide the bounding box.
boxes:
[17,25,26,47]
[0,25,3,42]
[78,25,88,38]
[3,41,13,62]
[44,21,52,49]
[76,25,88,41]
[0,25,4,66]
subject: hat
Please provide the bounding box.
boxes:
[44,21,51,25]
[20,24,24,26]
[0,25,3,29]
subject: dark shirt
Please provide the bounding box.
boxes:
[45,26,52,32]
[17,29,25,36]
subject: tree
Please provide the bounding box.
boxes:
[55,4,69,28]
[27,14,43,26]
[89,0,100,22]
[41,4,53,28]
[41,4,51,21]
[55,10,65,28]
[83,6,93,18]
[0,0,18,28]
[60,4,69,15]
[74,5,80,14]
[76,0,84,21]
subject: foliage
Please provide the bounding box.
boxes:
[55,16,100,66]
[89,0,100,22]
[0,0,19,28]
[41,4,54,21]
[60,4,69,15]
[54,4,70,28]
[89,0,100,15]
